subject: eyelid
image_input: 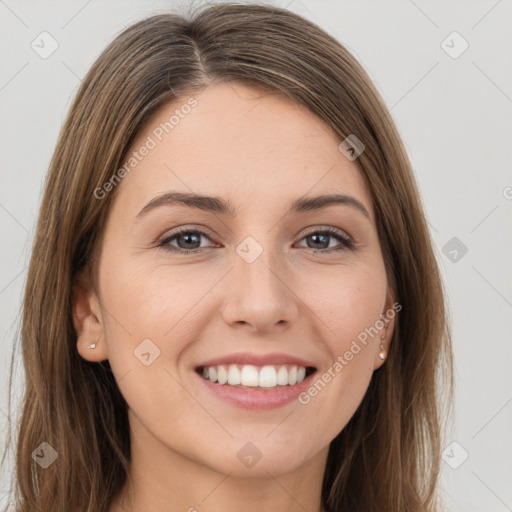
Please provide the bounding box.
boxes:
[158,225,218,247]
[158,225,351,244]
[301,225,352,241]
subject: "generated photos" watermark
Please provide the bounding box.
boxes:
[94,96,198,200]
[298,302,402,405]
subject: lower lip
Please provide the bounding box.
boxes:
[195,370,317,410]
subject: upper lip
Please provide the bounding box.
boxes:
[195,352,317,370]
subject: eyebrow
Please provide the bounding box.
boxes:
[135,191,371,221]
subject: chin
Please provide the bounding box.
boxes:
[197,434,320,478]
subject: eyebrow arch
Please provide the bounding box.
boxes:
[135,191,370,221]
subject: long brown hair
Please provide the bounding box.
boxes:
[3,3,453,511]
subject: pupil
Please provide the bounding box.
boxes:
[179,233,200,249]
[310,234,327,249]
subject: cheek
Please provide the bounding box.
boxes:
[302,260,387,347]
[97,256,208,426]
[100,249,209,339]
[294,262,385,417]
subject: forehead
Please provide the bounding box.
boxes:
[113,82,374,221]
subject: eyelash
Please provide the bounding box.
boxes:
[158,226,354,255]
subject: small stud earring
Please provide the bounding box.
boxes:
[88,343,97,349]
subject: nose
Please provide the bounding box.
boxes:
[221,243,300,333]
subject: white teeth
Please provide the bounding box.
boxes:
[288,365,297,385]
[227,364,241,385]
[276,366,289,385]
[200,363,311,388]
[240,365,259,386]
[259,366,277,387]
[208,366,217,382]
[217,365,228,385]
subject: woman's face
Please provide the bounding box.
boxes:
[76,81,394,478]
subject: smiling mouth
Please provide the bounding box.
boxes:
[196,364,317,389]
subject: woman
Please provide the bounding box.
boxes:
[3,3,453,511]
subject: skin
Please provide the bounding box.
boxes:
[73,82,395,512]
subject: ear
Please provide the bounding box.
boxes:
[72,270,108,362]
[373,287,398,370]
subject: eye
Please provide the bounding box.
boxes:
[295,227,354,252]
[158,226,354,254]
[159,228,217,254]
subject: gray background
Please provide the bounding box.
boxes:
[1,0,511,510]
